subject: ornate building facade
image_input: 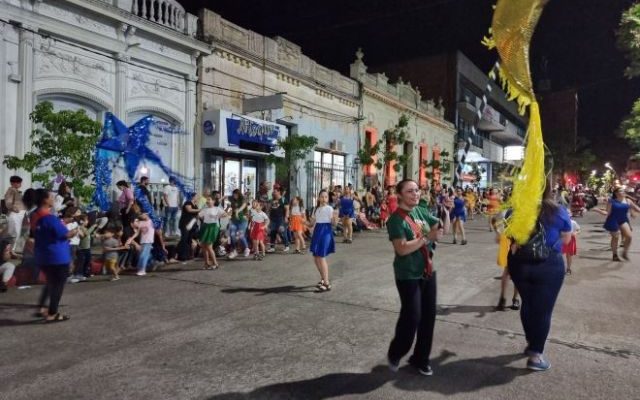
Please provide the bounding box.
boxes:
[0,0,210,193]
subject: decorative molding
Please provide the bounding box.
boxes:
[36,45,111,93]
[215,49,252,69]
[277,72,300,87]
[127,71,185,111]
[39,2,116,38]
[126,105,183,124]
[35,87,112,111]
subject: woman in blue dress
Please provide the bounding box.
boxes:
[309,190,337,292]
[593,187,640,261]
[450,188,468,245]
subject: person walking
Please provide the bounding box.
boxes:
[508,183,572,371]
[267,188,290,253]
[227,189,250,259]
[339,186,356,243]
[450,188,468,245]
[177,193,200,261]
[593,187,640,261]
[135,213,154,276]
[163,177,180,237]
[289,196,306,253]
[4,175,26,254]
[386,179,447,376]
[249,200,269,260]
[32,189,77,322]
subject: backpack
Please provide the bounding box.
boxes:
[510,221,550,264]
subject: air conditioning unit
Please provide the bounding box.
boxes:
[330,140,344,152]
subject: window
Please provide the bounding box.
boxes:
[314,150,347,188]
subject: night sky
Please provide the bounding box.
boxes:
[183,0,640,168]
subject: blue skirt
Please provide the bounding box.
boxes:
[450,210,466,222]
[310,223,335,257]
[604,216,629,232]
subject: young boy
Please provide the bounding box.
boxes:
[75,214,99,280]
[63,207,82,283]
[102,228,125,281]
[135,213,154,276]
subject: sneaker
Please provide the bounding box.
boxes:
[283,246,290,253]
[388,356,400,373]
[417,365,434,376]
[136,271,147,276]
[228,250,238,260]
[527,356,551,371]
[111,276,120,281]
[67,277,80,284]
[75,275,87,282]
[266,247,276,254]
[511,299,521,310]
[243,248,251,258]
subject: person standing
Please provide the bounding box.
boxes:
[198,196,226,269]
[177,193,200,261]
[386,179,447,376]
[508,183,572,371]
[4,176,26,253]
[339,186,356,243]
[249,200,270,260]
[593,187,640,261]
[139,176,152,206]
[451,188,468,245]
[163,178,180,237]
[227,189,250,259]
[135,213,154,276]
[33,189,77,322]
[309,190,337,292]
[267,188,290,253]
[289,196,306,253]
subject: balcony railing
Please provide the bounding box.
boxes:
[131,0,185,32]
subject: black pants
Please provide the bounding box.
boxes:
[509,252,565,354]
[76,248,92,277]
[388,273,437,368]
[38,264,69,315]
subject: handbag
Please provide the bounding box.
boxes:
[511,221,550,263]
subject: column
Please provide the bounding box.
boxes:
[15,27,35,186]
[183,77,196,182]
[114,53,128,118]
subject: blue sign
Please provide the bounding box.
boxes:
[226,118,279,152]
[203,120,215,136]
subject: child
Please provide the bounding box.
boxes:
[289,196,306,253]
[76,214,99,280]
[198,196,226,269]
[102,228,125,281]
[63,207,82,283]
[563,218,581,275]
[379,200,389,228]
[309,190,337,292]
[339,187,356,243]
[249,200,269,260]
[493,212,520,311]
[134,213,154,276]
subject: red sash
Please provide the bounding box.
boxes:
[395,208,433,277]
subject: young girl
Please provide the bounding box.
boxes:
[250,200,269,260]
[289,196,306,253]
[494,212,520,311]
[563,218,581,275]
[339,186,356,244]
[379,198,389,228]
[198,196,226,269]
[451,188,468,245]
[309,190,337,292]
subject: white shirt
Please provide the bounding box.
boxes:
[163,185,180,208]
[314,205,334,223]
[571,220,581,233]
[66,222,80,246]
[199,207,225,224]
[291,205,304,216]
[251,210,269,224]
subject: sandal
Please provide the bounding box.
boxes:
[621,252,630,261]
[461,240,467,245]
[566,268,572,275]
[316,280,325,288]
[45,313,70,323]
[613,254,621,262]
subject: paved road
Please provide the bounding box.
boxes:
[1,212,639,400]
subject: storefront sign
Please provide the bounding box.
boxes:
[226,117,279,150]
[203,120,216,136]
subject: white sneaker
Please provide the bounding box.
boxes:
[228,250,238,259]
[136,271,147,276]
[67,277,80,284]
[243,248,251,257]
[266,247,276,253]
[283,246,290,253]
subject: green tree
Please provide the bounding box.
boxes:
[266,133,318,196]
[423,149,452,187]
[618,2,640,151]
[358,114,411,186]
[547,137,599,183]
[3,101,101,203]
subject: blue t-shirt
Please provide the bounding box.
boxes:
[339,196,355,214]
[541,206,572,252]
[34,214,72,266]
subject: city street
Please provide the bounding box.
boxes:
[1,212,639,400]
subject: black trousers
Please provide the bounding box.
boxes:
[38,264,69,315]
[388,272,437,368]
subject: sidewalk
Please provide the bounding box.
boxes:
[0,212,638,399]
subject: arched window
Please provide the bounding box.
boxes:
[38,95,105,121]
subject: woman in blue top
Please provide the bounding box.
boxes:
[593,187,640,261]
[33,189,77,322]
[450,188,467,245]
[339,186,356,244]
[508,182,572,371]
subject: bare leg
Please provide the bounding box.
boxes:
[319,257,329,283]
[459,220,466,241]
[611,233,620,259]
[566,254,573,274]
[209,245,218,266]
[252,239,259,256]
[620,223,633,260]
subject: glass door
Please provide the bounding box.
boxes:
[242,159,257,201]
[224,158,241,197]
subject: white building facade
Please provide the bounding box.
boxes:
[349,50,456,189]
[0,0,210,194]
[198,9,360,206]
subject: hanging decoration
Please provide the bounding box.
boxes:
[482,0,549,244]
[91,113,193,229]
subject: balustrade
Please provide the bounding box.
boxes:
[131,0,185,32]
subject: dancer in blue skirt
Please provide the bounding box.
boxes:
[309,190,337,292]
[451,188,467,245]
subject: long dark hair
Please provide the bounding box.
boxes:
[540,179,560,223]
[34,188,50,208]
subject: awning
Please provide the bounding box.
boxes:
[465,151,491,163]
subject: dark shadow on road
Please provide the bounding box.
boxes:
[221,285,318,296]
[437,305,497,318]
[0,318,45,327]
[207,351,528,399]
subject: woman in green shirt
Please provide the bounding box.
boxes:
[387,179,448,376]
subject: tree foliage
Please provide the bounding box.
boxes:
[3,101,101,203]
[358,114,411,186]
[620,98,640,151]
[617,2,640,79]
[266,133,318,188]
[423,149,452,187]
[547,137,598,182]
